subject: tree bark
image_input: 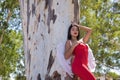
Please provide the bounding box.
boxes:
[19,0,79,80]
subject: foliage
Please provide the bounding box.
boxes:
[0,0,25,80]
[80,0,120,75]
[0,30,23,79]
[107,71,120,79]
[0,0,20,30]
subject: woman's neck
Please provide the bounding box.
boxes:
[71,37,77,42]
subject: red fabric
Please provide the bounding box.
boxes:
[72,43,96,80]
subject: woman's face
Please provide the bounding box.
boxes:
[70,26,79,38]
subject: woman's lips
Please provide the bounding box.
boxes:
[74,33,77,34]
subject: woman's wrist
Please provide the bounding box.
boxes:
[78,25,92,32]
[78,25,82,29]
[74,23,81,28]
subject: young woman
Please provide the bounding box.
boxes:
[64,22,96,80]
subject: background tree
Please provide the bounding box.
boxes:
[19,0,79,80]
[0,0,25,80]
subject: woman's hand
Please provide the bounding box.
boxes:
[64,41,79,59]
[71,21,79,27]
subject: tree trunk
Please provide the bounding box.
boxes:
[19,0,79,80]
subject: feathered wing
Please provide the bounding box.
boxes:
[56,43,73,77]
[87,44,96,72]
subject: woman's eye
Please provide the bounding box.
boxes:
[72,29,75,31]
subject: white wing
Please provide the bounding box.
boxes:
[87,44,96,72]
[56,43,73,77]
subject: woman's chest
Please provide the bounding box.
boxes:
[73,43,88,54]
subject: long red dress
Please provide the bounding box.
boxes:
[72,43,96,80]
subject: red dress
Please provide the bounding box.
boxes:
[72,43,96,80]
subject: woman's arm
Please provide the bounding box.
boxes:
[79,25,92,43]
[73,23,92,43]
[64,40,78,59]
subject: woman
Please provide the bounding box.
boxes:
[64,22,96,80]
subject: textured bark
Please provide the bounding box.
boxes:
[19,0,79,80]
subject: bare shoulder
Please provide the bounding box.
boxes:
[65,40,70,45]
[65,40,71,48]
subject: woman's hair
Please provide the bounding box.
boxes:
[67,24,80,40]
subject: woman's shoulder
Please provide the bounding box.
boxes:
[65,40,72,46]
